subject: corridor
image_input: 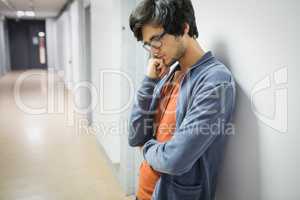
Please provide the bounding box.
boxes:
[0,70,131,200]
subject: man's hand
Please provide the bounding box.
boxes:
[146,56,169,79]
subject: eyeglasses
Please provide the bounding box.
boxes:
[143,31,167,52]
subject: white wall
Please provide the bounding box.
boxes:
[69,0,84,84]
[88,0,149,194]
[45,0,92,128]
[46,0,117,162]
[48,1,147,189]
[68,0,91,113]
[47,0,126,180]
[55,9,73,84]
[46,19,57,70]
[119,0,149,194]
[191,0,299,199]
[48,1,83,82]
[0,16,10,76]
[90,0,123,164]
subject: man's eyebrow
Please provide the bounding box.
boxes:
[144,33,161,44]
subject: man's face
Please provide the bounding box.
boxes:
[142,24,186,67]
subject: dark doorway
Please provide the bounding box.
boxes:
[7,19,47,70]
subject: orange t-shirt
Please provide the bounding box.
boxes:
[137,71,184,200]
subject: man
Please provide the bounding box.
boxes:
[128,0,236,199]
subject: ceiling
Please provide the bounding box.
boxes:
[0,0,69,18]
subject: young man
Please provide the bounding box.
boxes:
[128,0,236,199]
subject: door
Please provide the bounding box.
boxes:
[8,19,47,70]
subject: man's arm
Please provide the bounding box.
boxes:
[142,81,235,175]
[128,76,160,147]
[128,56,169,147]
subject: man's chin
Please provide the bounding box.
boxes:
[165,59,178,67]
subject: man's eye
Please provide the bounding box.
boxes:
[152,37,160,41]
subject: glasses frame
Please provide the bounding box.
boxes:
[143,31,167,52]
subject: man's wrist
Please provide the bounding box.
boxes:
[144,75,160,82]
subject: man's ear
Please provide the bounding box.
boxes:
[184,23,190,35]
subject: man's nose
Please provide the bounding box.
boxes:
[151,47,160,57]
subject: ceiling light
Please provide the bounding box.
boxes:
[16,11,25,17]
[25,11,35,17]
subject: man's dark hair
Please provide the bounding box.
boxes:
[129,0,199,41]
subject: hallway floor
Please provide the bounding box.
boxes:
[0,70,132,200]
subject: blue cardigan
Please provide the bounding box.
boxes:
[128,51,236,200]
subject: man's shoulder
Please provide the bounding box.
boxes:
[193,60,234,86]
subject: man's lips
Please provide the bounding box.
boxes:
[153,54,165,59]
[154,55,168,65]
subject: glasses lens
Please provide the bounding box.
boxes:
[150,40,162,49]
